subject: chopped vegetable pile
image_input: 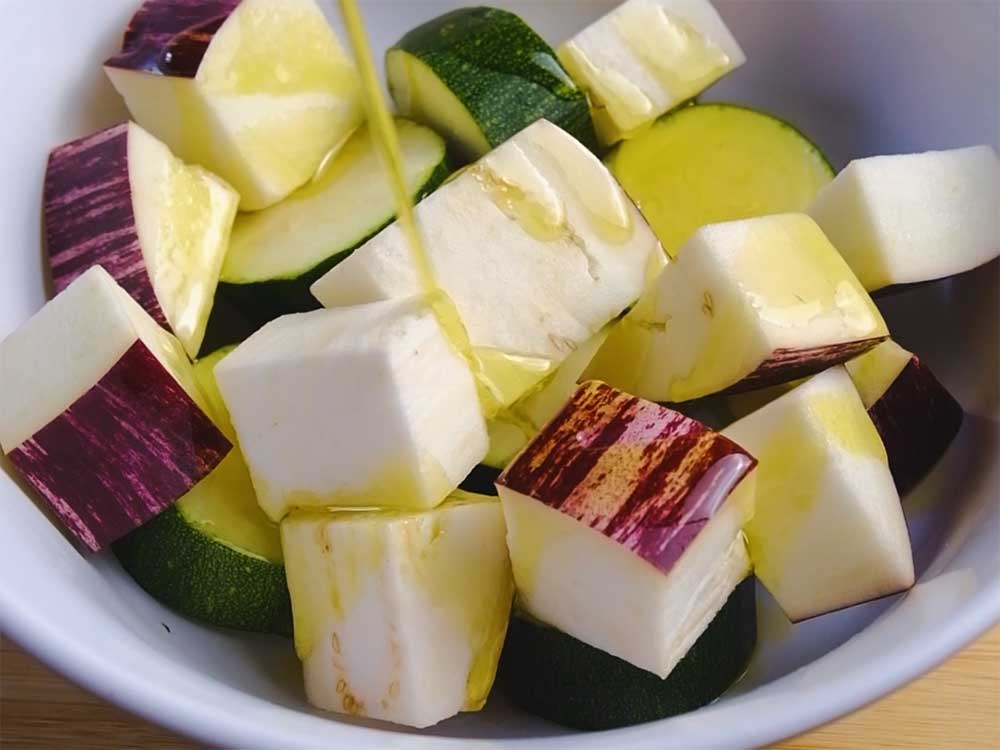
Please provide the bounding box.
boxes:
[1,0,997,732]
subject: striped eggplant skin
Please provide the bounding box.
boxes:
[44,123,167,329]
[724,336,888,396]
[497,380,756,575]
[105,0,241,77]
[870,356,964,495]
[7,341,231,552]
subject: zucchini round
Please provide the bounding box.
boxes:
[113,348,291,635]
[387,7,597,162]
[206,120,450,346]
[606,103,834,256]
[113,490,291,635]
[498,576,757,730]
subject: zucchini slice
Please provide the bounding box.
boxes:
[113,347,291,635]
[606,103,833,256]
[208,120,449,343]
[113,483,290,635]
[387,7,597,162]
[498,576,756,730]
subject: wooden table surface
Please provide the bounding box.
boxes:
[2,625,998,749]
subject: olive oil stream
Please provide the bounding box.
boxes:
[338,0,435,293]
[337,0,551,416]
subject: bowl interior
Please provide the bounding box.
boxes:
[1,2,998,748]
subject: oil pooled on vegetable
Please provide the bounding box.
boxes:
[338,0,561,416]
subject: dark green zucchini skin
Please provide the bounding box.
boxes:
[460,464,502,496]
[197,293,258,359]
[498,577,757,730]
[391,7,598,158]
[113,506,292,636]
[198,158,452,356]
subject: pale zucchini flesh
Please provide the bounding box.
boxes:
[205,120,449,349]
[606,103,833,256]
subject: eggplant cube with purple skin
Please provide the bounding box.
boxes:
[103,0,363,210]
[723,366,914,622]
[0,267,231,552]
[496,380,756,678]
[45,121,239,358]
[846,340,964,494]
[586,213,889,402]
[726,341,966,497]
[214,296,489,522]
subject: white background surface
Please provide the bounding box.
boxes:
[0,1,997,748]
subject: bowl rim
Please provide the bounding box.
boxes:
[4,574,999,748]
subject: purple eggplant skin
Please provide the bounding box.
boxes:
[498,381,756,576]
[104,0,241,77]
[7,341,231,552]
[870,355,964,495]
[44,123,168,329]
[724,336,888,395]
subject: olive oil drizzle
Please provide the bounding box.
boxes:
[337,0,552,416]
[338,0,436,294]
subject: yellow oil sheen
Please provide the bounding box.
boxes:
[807,391,888,461]
[190,346,237,439]
[559,4,729,143]
[283,496,512,702]
[258,449,455,523]
[177,351,282,563]
[744,382,887,579]
[664,215,886,402]
[340,0,579,418]
[394,501,513,709]
[473,348,556,411]
[616,1,730,101]
[744,411,826,582]
[198,0,359,97]
[845,340,912,409]
[178,450,283,562]
[525,119,634,244]
[473,154,568,243]
[733,215,882,337]
[152,163,231,349]
[559,42,654,139]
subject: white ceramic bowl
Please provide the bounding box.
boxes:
[1,1,997,748]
